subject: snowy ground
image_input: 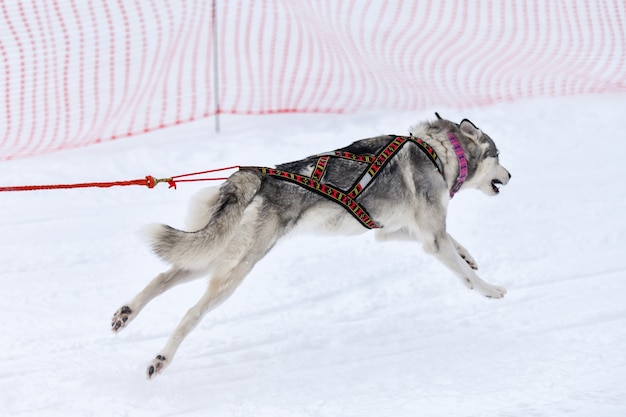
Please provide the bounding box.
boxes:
[1,95,625,417]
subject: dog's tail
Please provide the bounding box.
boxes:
[143,170,262,270]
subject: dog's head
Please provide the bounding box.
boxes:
[455,118,511,196]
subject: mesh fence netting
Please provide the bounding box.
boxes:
[1,0,625,160]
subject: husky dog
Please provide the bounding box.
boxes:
[112,115,511,378]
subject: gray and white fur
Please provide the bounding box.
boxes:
[111,116,511,378]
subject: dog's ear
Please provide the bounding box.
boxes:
[459,119,482,142]
[435,112,443,120]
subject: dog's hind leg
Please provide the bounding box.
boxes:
[111,267,201,333]
[145,253,272,378]
[146,208,283,378]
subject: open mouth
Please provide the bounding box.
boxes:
[491,179,502,194]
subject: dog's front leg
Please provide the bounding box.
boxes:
[377,229,478,270]
[377,228,479,271]
[423,232,506,299]
[449,235,478,270]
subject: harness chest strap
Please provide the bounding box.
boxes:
[348,135,443,200]
[240,135,445,229]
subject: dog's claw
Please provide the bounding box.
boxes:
[460,254,478,270]
[147,355,168,379]
[111,306,133,333]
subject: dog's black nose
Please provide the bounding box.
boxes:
[507,171,512,180]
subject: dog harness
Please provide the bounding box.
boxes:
[240,135,447,229]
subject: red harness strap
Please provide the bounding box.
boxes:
[310,155,330,181]
[241,135,443,229]
[242,165,380,229]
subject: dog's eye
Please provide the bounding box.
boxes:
[486,149,499,158]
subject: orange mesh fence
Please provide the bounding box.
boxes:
[1,0,625,160]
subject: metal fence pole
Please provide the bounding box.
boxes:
[212,0,220,133]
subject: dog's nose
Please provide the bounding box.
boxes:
[508,171,511,180]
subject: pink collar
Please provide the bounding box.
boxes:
[447,132,467,198]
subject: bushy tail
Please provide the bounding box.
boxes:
[143,170,261,269]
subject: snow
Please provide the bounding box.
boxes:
[1,95,626,416]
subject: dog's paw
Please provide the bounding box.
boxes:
[147,355,168,379]
[111,306,133,333]
[476,282,507,299]
[453,242,478,270]
[461,254,478,270]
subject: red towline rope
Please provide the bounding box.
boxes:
[0,165,240,192]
